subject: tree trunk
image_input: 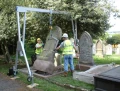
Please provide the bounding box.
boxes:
[5,43,11,62]
[1,41,11,63]
[1,43,7,63]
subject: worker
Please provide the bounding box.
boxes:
[35,38,43,58]
[56,33,78,77]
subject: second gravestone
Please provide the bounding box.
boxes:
[76,31,94,71]
[96,39,104,57]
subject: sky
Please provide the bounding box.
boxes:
[107,0,120,33]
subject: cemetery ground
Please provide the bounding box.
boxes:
[0,50,120,91]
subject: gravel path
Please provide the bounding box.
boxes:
[0,73,40,91]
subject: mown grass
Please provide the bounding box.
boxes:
[49,73,94,90]
[94,55,120,65]
[18,73,75,91]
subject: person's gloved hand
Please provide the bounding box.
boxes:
[53,49,57,51]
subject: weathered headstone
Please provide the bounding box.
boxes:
[103,44,106,55]
[105,44,112,55]
[70,38,75,58]
[92,43,96,54]
[116,44,120,55]
[118,44,120,54]
[96,39,103,57]
[54,53,61,67]
[76,31,94,71]
[70,38,79,58]
[33,26,62,74]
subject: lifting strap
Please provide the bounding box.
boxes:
[49,9,52,26]
[71,19,78,46]
[49,9,53,36]
[49,9,58,41]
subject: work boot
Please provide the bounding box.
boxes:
[62,72,68,77]
[71,70,74,76]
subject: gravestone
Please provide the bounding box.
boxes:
[116,44,120,55]
[70,38,75,58]
[76,31,94,71]
[70,38,79,58]
[103,43,106,56]
[105,44,112,55]
[118,44,120,55]
[92,43,96,54]
[33,26,62,74]
[96,39,103,57]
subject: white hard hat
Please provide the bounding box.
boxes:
[62,33,68,38]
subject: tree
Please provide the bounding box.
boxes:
[33,0,117,39]
[107,34,120,45]
[0,0,35,62]
[17,0,118,41]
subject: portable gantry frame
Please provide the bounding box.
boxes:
[14,6,78,84]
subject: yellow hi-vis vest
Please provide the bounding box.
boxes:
[35,44,43,54]
[62,40,74,54]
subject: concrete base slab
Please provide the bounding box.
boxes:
[19,66,64,78]
[75,64,92,71]
[10,76,20,80]
[73,71,94,84]
[27,83,39,88]
[73,64,117,84]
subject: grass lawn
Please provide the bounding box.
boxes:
[94,55,120,65]
[1,46,120,91]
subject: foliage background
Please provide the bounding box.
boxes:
[0,0,118,61]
